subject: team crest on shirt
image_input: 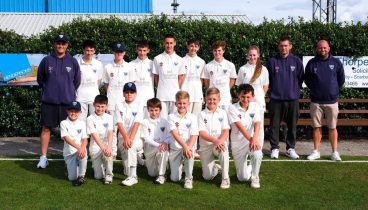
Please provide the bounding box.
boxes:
[124,72,128,76]
[204,119,207,124]
[147,68,152,72]
[66,67,72,72]
[238,114,242,119]
[314,67,318,73]
[210,71,213,76]
[132,112,137,117]
[175,122,179,128]
[249,113,255,118]
[160,127,165,132]
[218,117,223,122]
[77,129,82,134]
[196,65,200,69]
[243,73,246,78]
[103,123,108,128]
[160,62,163,67]
[185,65,188,70]
[290,66,295,72]
[329,65,335,71]
[275,66,280,73]
[174,62,178,66]
[48,66,53,73]
[223,69,228,74]
[110,72,114,77]
[186,123,191,128]
[93,69,97,73]
[148,128,151,134]
[120,112,123,117]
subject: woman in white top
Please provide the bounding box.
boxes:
[236,45,269,144]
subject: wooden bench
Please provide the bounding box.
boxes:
[264,98,368,127]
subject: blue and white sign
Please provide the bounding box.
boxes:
[303,56,368,88]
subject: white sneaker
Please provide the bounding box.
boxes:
[220,178,230,189]
[184,178,193,189]
[104,176,113,185]
[37,156,48,169]
[286,148,299,159]
[122,176,138,186]
[331,152,342,161]
[251,177,260,188]
[270,149,279,159]
[307,150,320,160]
[155,175,166,185]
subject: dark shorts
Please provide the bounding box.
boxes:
[40,103,68,128]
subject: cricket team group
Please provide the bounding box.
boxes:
[35,33,345,189]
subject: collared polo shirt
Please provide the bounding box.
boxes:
[60,118,88,156]
[168,111,199,149]
[228,102,261,143]
[198,107,230,147]
[77,57,103,103]
[87,112,113,154]
[181,54,205,102]
[130,57,154,105]
[152,52,185,102]
[202,58,237,106]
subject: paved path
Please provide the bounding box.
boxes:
[1,137,367,157]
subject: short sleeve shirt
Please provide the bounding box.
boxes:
[228,102,261,143]
[130,57,154,105]
[202,59,237,106]
[115,100,144,138]
[76,57,103,103]
[102,61,136,110]
[181,54,205,102]
[236,63,269,110]
[152,52,185,102]
[198,107,230,147]
[140,117,170,144]
[60,118,88,156]
[168,112,199,149]
[87,112,114,154]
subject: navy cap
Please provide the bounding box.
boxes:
[67,101,81,111]
[123,82,137,92]
[112,43,126,52]
[54,34,69,43]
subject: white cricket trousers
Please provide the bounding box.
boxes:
[90,151,114,180]
[199,144,230,180]
[169,148,194,181]
[160,101,175,119]
[120,138,143,176]
[144,144,169,177]
[231,141,263,181]
[64,153,87,181]
[78,102,95,122]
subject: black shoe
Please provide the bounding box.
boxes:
[76,176,86,185]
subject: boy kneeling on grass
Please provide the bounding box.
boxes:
[60,101,88,186]
[198,87,231,189]
[115,82,144,186]
[228,84,263,188]
[87,95,114,185]
[141,98,171,184]
[168,91,199,189]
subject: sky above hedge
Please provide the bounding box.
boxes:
[153,0,368,24]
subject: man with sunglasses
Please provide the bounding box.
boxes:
[36,34,81,169]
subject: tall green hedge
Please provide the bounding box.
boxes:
[0,15,367,137]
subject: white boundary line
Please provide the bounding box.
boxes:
[1,158,368,163]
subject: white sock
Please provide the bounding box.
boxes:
[130,166,137,178]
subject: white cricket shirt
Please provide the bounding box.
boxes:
[152,52,184,102]
[60,118,88,157]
